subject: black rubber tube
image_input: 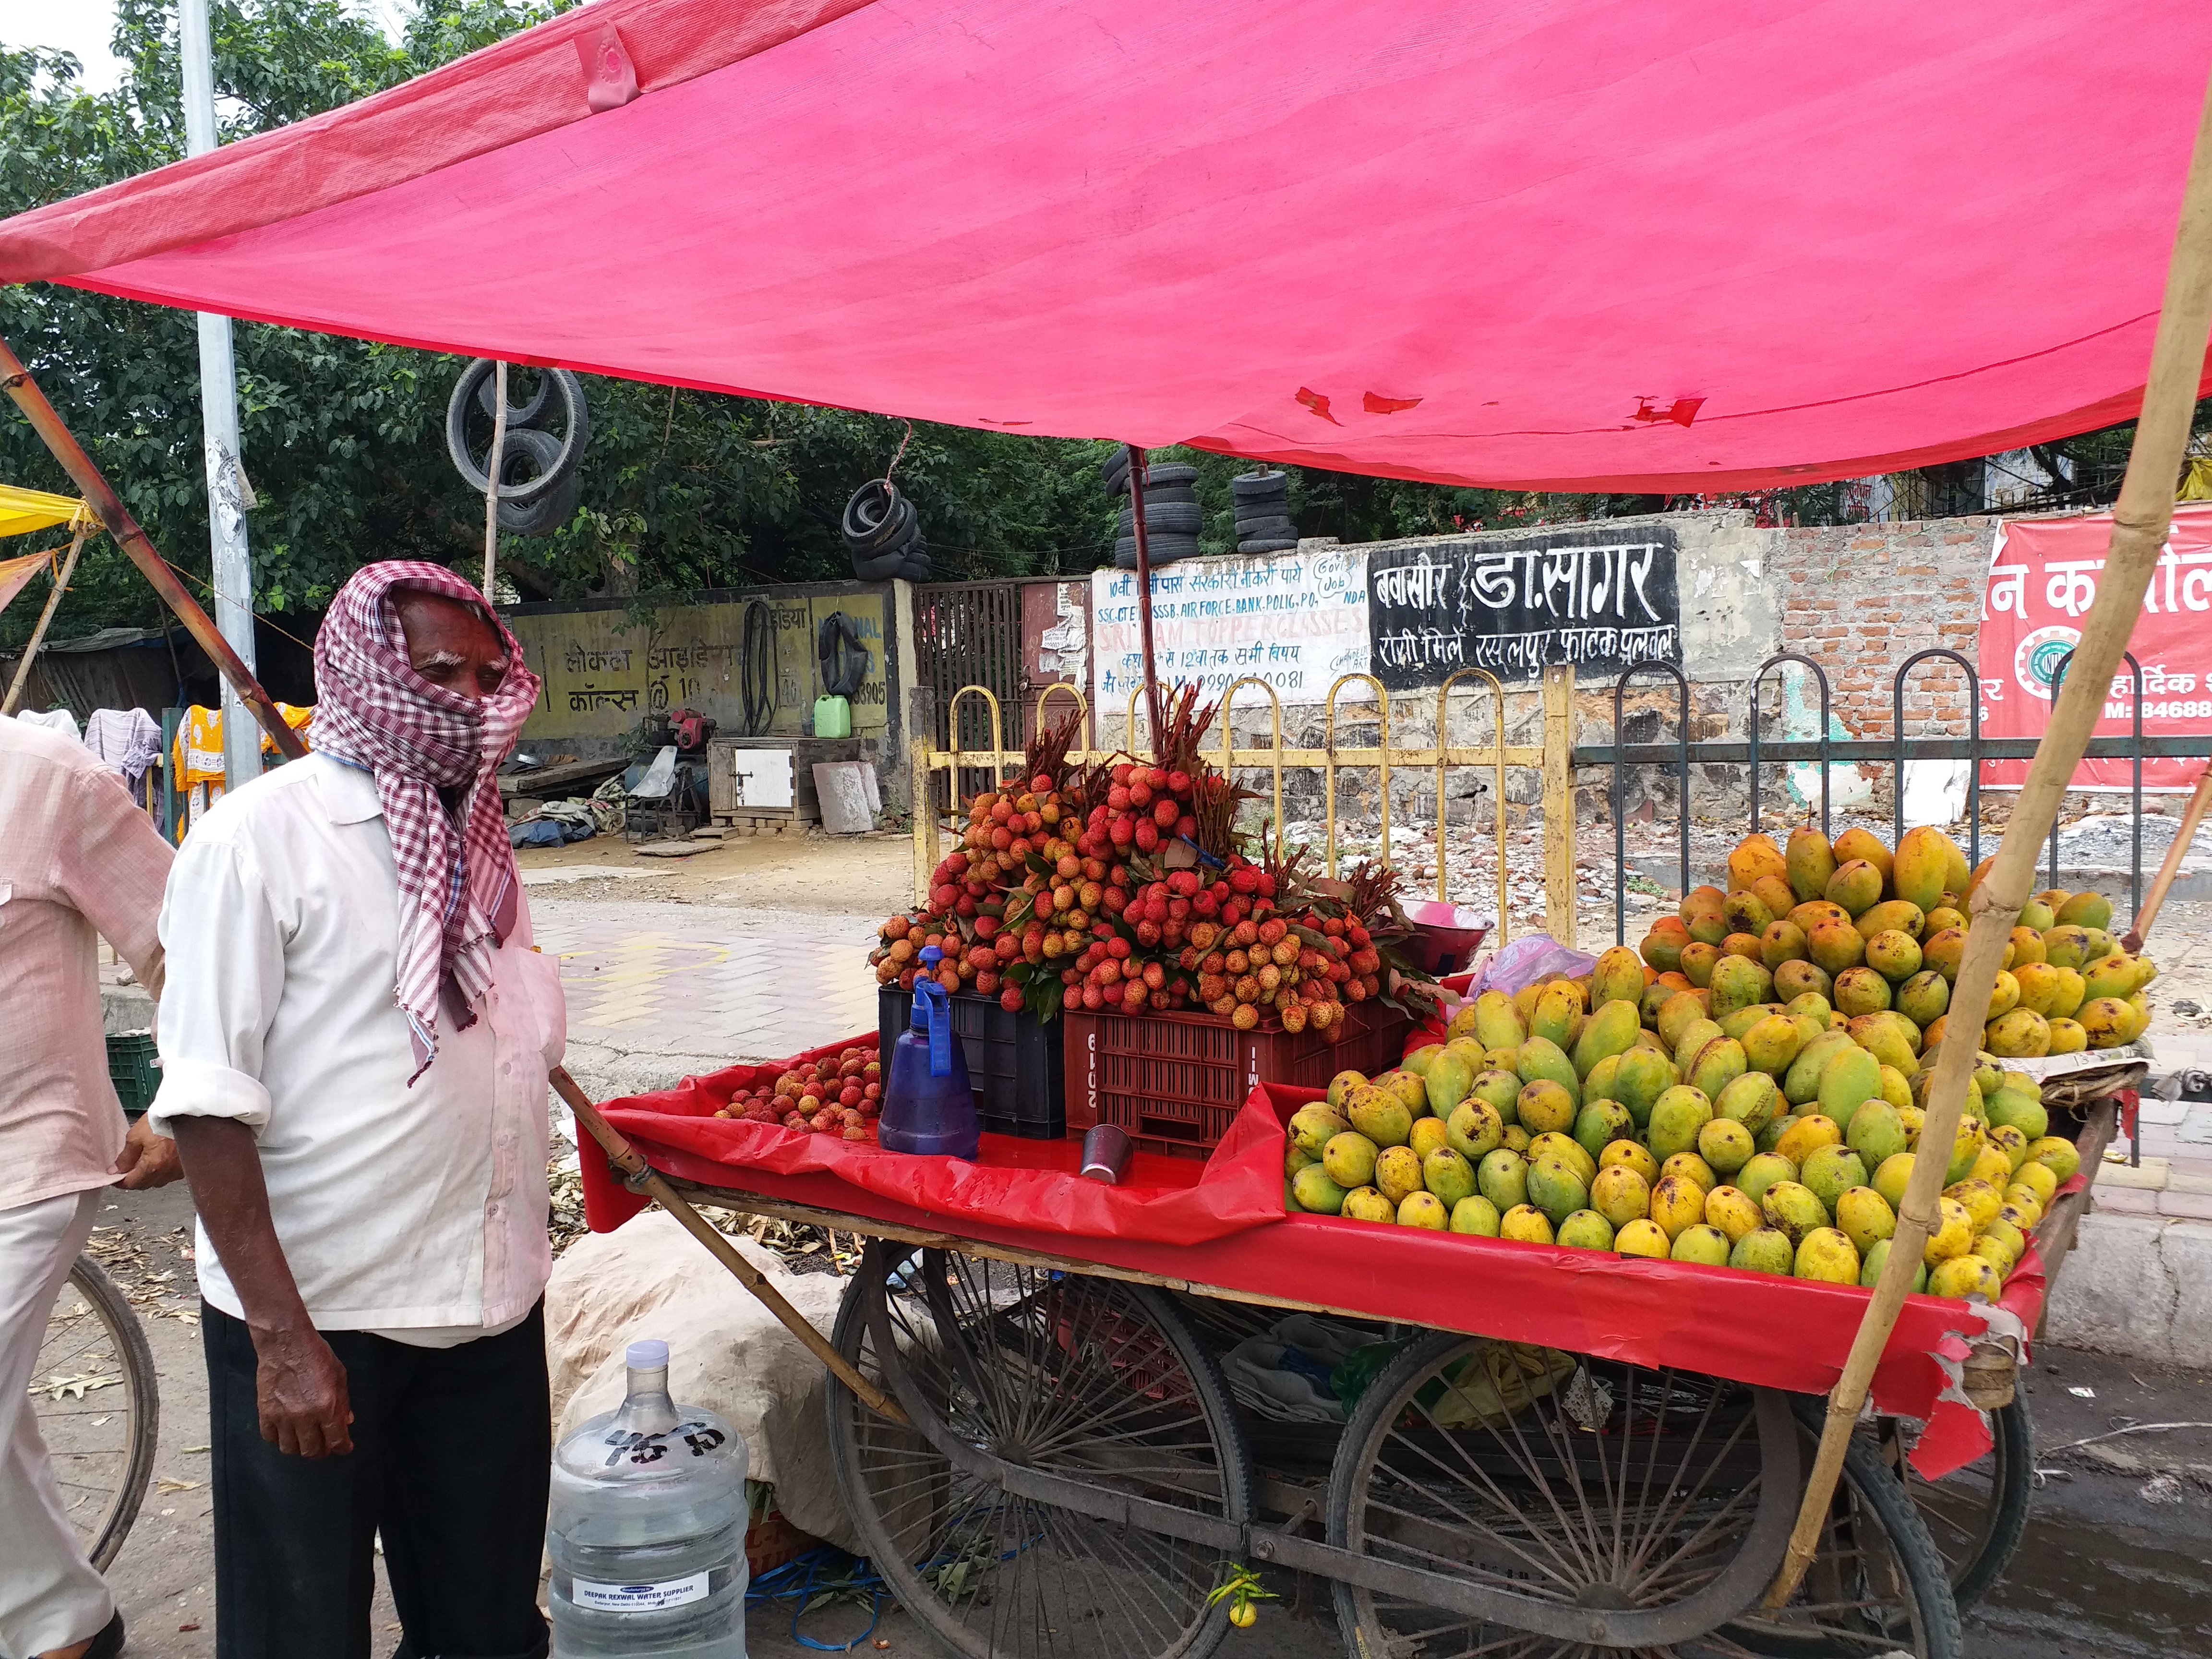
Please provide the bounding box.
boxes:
[741,599,776,735]
[818,611,871,698]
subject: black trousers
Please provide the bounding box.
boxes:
[203,1301,552,1659]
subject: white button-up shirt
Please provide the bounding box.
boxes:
[149,753,564,1341]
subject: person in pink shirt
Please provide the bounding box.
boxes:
[0,712,181,1659]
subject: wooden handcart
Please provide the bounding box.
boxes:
[566,1069,2130,1659]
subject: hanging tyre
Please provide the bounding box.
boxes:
[849,546,909,581]
[1100,445,1133,494]
[475,364,556,428]
[448,361,587,502]
[841,480,919,556]
[493,428,580,534]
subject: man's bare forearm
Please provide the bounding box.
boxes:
[170,1117,311,1333]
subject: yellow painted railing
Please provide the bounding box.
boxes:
[911,665,1582,946]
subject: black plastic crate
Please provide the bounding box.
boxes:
[878,987,1065,1139]
[107,1032,161,1118]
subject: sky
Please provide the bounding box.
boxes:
[0,0,128,93]
[0,0,419,97]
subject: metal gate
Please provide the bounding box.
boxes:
[913,580,1027,793]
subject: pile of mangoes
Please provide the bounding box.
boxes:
[1641,825,2153,1057]
[1279,823,2132,1300]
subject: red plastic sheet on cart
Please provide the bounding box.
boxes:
[587,1036,1284,1245]
[584,1065,2054,1479]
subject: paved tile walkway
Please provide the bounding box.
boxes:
[530,898,883,1096]
[2095,1027,2212,1220]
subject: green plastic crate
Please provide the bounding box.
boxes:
[106,1033,161,1118]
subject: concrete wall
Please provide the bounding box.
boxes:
[501,579,910,805]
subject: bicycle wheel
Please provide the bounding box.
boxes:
[826,1241,1254,1659]
[1326,1331,1806,1658]
[35,1255,160,1569]
[1885,1395,2032,1609]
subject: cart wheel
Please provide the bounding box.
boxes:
[1324,1331,1961,1659]
[1719,1404,1964,1659]
[826,1241,1255,1659]
[1884,1394,2032,1610]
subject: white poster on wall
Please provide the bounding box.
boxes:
[1091,547,1371,717]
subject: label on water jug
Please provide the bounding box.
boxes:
[572,1570,711,1612]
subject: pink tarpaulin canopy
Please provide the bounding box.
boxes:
[4,0,2211,490]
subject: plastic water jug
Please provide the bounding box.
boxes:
[879,945,979,1159]
[812,694,852,738]
[548,1340,749,1658]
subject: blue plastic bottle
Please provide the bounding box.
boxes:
[879,946,980,1159]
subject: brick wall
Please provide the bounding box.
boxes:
[1774,517,1994,740]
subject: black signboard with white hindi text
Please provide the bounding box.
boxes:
[1364,526,1682,688]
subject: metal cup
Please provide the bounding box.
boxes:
[1079,1123,1133,1185]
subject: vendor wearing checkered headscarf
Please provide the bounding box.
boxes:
[309,561,542,1078]
[148,562,566,1659]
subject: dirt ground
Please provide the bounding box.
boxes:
[514,825,915,920]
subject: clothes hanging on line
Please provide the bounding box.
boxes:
[84,708,164,783]
[13,707,80,742]
[173,702,315,788]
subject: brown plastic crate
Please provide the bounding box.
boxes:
[1062,1001,1412,1158]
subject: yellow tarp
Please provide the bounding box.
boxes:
[2181,456,2212,502]
[0,483,90,539]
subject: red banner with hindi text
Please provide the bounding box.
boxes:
[1977,505,2212,792]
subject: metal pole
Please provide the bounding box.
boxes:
[1126,445,1164,756]
[180,0,262,791]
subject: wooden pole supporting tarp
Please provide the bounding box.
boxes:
[2126,760,2212,949]
[482,360,507,598]
[547,1069,911,1424]
[1,519,91,714]
[1766,66,2212,1607]
[0,337,304,759]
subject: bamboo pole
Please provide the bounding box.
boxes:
[1,519,90,714]
[0,338,305,759]
[482,361,507,598]
[2124,760,2212,949]
[1765,67,2212,1608]
[546,1067,912,1425]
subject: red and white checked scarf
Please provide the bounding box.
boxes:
[309,562,541,1082]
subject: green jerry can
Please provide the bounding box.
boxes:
[813,695,852,738]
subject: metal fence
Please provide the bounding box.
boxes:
[1579,651,2212,944]
[908,672,1572,946]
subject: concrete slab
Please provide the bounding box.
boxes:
[2045,1213,2181,1362]
[2094,1156,2171,1190]
[2045,1211,2212,1367]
